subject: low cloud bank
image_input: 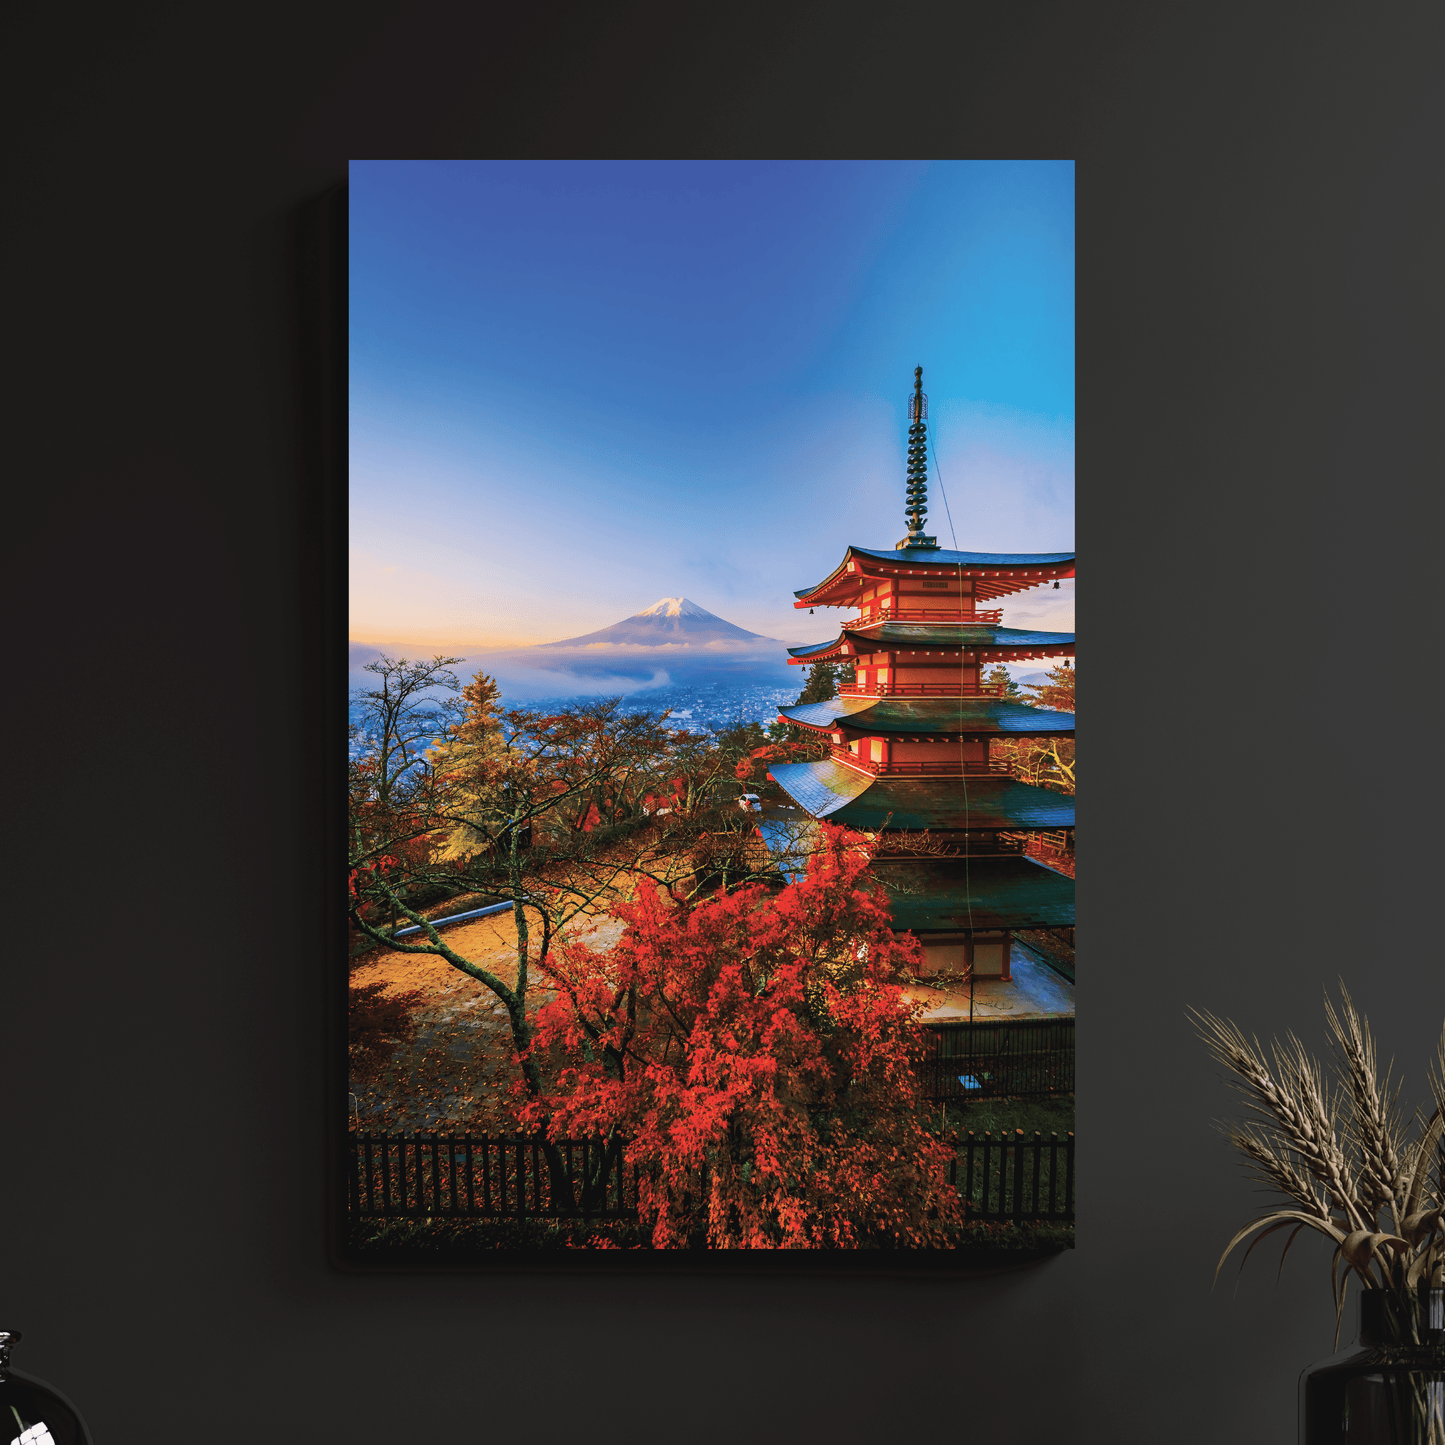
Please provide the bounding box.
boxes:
[349,639,794,705]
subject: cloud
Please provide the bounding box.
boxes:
[349,636,797,706]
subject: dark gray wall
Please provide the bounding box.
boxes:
[8,5,1439,1441]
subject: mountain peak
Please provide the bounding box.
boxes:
[636,596,715,620]
[539,595,773,648]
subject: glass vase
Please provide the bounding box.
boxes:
[0,1332,92,1445]
[1299,1287,1445,1444]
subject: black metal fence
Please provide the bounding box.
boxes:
[349,1133,639,1221]
[349,1128,1075,1226]
[918,1018,1074,1101]
[952,1130,1074,1222]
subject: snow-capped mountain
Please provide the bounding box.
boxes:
[540,597,775,648]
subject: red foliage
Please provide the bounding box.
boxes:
[520,826,962,1248]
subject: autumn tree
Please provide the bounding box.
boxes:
[990,660,1075,795]
[1021,659,1074,713]
[520,824,966,1248]
[348,672,822,1206]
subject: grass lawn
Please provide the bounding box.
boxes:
[942,1093,1074,1136]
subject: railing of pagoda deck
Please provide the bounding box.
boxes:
[840,606,1004,629]
[837,681,1009,698]
[829,749,1016,777]
[998,828,1073,856]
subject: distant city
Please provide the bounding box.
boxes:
[527,681,800,735]
[348,669,1057,755]
[348,592,1060,750]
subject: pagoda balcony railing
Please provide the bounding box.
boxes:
[999,828,1073,856]
[840,606,1004,629]
[830,749,1016,778]
[837,681,1009,698]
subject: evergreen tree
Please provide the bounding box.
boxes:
[797,660,852,705]
[984,663,1022,701]
[766,661,849,749]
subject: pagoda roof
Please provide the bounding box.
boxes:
[794,546,1075,605]
[787,624,1075,663]
[767,760,1075,831]
[778,695,1074,737]
[871,856,1075,932]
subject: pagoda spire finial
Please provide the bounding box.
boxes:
[897,364,939,551]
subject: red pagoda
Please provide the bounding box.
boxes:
[768,367,1075,981]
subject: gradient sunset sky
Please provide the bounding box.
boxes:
[350,160,1074,651]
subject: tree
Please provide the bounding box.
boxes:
[348,654,468,930]
[520,824,966,1248]
[1021,659,1074,713]
[984,662,1022,701]
[796,659,853,705]
[347,673,824,1207]
[990,660,1075,794]
[767,661,851,748]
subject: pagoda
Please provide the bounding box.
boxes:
[768,367,1075,981]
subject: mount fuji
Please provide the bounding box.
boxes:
[347,596,795,701]
[540,597,776,649]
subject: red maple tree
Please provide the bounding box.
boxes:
[519,824,964,1248]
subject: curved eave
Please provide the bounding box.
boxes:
[794,546,1076,607]
[777,697,1075,738]
[847,623,1075,648]
[787,625,1075,665]
[872,856,1075,931]
[786,637,845,660]
[768,761,1075,831]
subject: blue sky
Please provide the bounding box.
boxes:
[350,160,1074,650]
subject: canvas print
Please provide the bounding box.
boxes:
[345,160,1075,1259]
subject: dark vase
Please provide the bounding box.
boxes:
[0,1332,92,1445]
[1299,1287,1445,1444]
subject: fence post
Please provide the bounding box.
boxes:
[1030,1132,1042,1219]
[1065,1132,1075,1219]
[1017,1127,1028,1219]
